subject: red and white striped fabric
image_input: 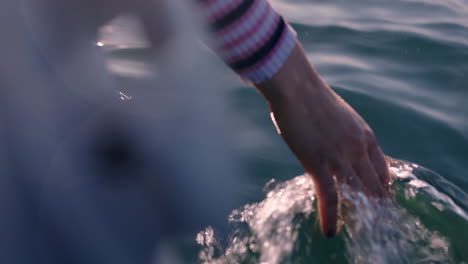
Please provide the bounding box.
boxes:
[198,0,297,83]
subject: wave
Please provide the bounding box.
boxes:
[196,158,468,263]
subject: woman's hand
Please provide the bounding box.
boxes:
[255,42,390,237]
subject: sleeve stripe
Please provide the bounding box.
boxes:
[199,0,298,83]
[217,7,279,61]
[228,18,285,71]
[241,25,296,83]
[211,0,255,31]
[214,0,267,46]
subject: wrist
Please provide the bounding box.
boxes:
[255,42,333,108]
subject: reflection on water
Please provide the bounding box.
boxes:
[197,159,467,263]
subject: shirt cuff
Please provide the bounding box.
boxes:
[199,0,298,83]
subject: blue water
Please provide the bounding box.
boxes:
[105,0,468,262]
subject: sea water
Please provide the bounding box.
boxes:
[196,159,468,263]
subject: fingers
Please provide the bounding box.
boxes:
[307,137,389,238]
[312,167,339,238]
[334,162,362,191]
[368,145,391,189]
[353,154,384,197]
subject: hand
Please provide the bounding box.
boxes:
[255,42,390,237]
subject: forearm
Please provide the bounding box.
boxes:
[254,41,335,108]
[252,41,338,172]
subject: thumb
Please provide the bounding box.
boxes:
[310,169,339,238]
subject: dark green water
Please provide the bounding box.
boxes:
[106,0,468,262]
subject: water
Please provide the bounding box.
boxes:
[194,159,468,263]
[102,0,468,263]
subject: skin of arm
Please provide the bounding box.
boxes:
[255,41,391,237]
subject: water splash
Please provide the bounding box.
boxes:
[197,175,316,263]
[342,189,450,263]
[196,159,466,263]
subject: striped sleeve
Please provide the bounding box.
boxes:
[198,0,297,83]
